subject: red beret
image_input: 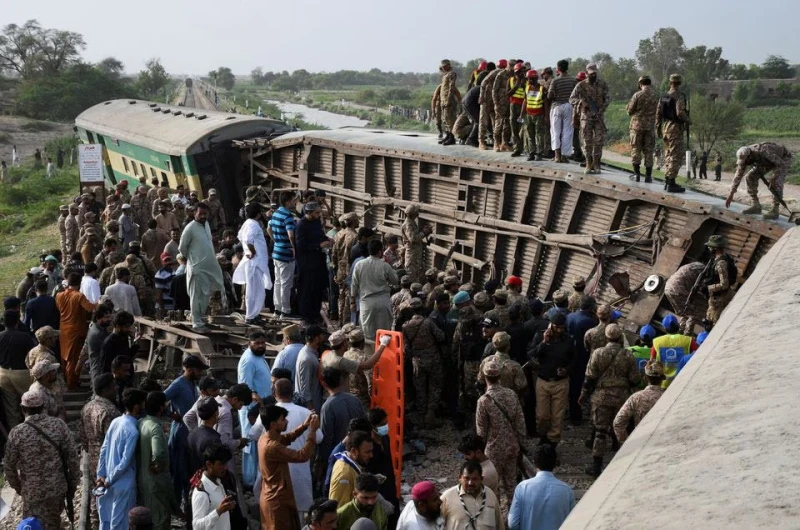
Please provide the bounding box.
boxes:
[507,275,523,287]
[411,480,438,501]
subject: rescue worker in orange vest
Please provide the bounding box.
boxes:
[650,314,697,388]
[508,62,527,156]
[515,69,546,161]
[468,60,488,91]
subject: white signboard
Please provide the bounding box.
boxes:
[78,144,105,183]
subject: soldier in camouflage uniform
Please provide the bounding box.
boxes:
[476,361,526,510]
[478,64,502,150]
[567,276,587,313]
[725,142,794,220]
[204,188,227,231]
[453,295,486,418]
[99,252,125,292]
[570,63,610,174]
[4,390,80,529]
[579,324,640,477]
[332,212,359,323]
[584,303,612,354]
[58,205,69,261]
[401,205,430,284]
[431,83,444,139]
[130,185,153,226]
[116,181,131,204]
[77,193,92,227]
[403,300,445,426]
[438,59,458,146]
[103,194,122,225]
[656,73,690,193]
[492,60,512,152]
[505,276,530,320]
[344,328,372,409]
[704,235,735,326]
[420,269,439,298]
[613,360,665,443]
[485,290,510,329]
[65,203,80,261]
[626,75,659,182]
[79,374,120,530]
[391,275,413,322]
[478,332,527,397]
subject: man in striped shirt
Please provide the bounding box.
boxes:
[548,59,578,163]
[267,191,297,317]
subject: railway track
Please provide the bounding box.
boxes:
[183,80,218,111]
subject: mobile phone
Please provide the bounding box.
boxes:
[92,486,107,497]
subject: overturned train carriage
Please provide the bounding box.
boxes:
[240,128,789,332]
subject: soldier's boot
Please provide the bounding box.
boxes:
[511,146,523,157]
[479,140,490,150]
[644,166,653,183]
[665,178,685,193]
[742,198,762,215]
[762,202,780,220]
[631,164,641,182]
[526,152,536,162]
[442,132,456,146]
[555,148,562,163]
[436,125,444,142]
[584,163,592,174]
[585,456,604,478]
[593,153,602,173]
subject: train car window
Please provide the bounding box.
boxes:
[165,161,171,171]
[161,172,168,184]
[140,163,146,177]
[150,167,156,178]
[122,157,130,173]
[132,162,139,176]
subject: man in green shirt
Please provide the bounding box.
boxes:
[336,473,388,530]
[138,390,181,529]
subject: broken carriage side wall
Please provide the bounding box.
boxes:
[250,130,786,330]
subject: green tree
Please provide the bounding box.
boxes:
[636,27,686,87]
[209,67,235,90]
[97,57,124,78]
[137,58,169,99]
[251,66,265,85]
[681,46,728,84]
[760,55,794,79]
[16,62,136,121]
[291,69,311,90]
[691,97,744,152]
[0,19,85,79]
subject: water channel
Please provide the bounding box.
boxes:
[265,100,369,129]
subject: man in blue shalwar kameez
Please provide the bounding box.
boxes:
[238,330,273,489]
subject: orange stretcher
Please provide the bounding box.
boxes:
[370,330,404,497]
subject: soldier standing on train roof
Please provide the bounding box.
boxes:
[656,73,689,194]
[725,142,794,220]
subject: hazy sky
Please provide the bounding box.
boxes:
[5,0,798,75]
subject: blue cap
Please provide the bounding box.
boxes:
[17,517,43,530]
[452,291,470,305]
[662,314,679,331]
[611,310,623,322]
[696,331,709,345]
[639,324,656,340]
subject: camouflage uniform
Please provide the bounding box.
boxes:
[584,321,610,353]
[626,83,659,167]
[25,346,66,414]
[401,216,426,284]
[507,291,530,320]
[476,385,525,508]
[706,255,734,325]
[431,84,443,136]
[403,315,445,418]
[440,69,458,133]
[485,304,510,329]
[478,352,527,395]
[120,255,155,316]
[568,289,587,313]
[4,413,80,529]
[492,68,512,149]
[344,345,371,409]
[584,342,640,458]
[58,208,69,260]
[65,211,80,257]
[79,394,121,529]
[390,288,412,320]
[570,77,611,169]
[478,70,501,147]
[155,211,180,234]
[205,196,227,231]
[130,192,153,226]
[103,200,122,225]
[730,142,793,216]
[332,226,358,323]
[612,384,665,442]
[453,305,485,413]
[656,84,690,180]
[452,110,473,142]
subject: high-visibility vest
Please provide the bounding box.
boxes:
[525,81,544,115]
[628,345,651,389]
[652,334,692,388]
[509,78,525,105]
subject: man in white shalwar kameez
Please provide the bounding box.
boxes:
[352,239,399,345]
[248,379,323,524]
[233,203,272,325]
[179,203,224,332]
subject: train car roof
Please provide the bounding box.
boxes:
[75,99,290,156]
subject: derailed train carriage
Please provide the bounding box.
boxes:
[233,128,790,331]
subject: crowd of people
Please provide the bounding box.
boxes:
[0,167,722,530]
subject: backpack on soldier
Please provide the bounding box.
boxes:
[659,94,678,121]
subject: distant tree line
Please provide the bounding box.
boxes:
[0,19,173,121]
